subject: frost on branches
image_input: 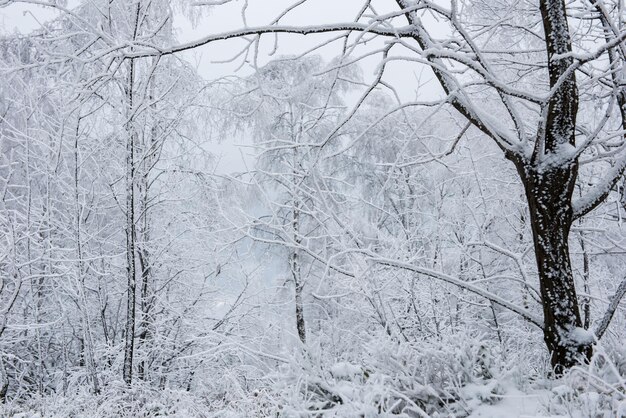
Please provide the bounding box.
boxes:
[1,0,626,416]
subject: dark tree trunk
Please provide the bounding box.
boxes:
[513,0,592,374]
[516,161,592,374]
[0,381,7,404]
[579,231,591,330]
[137,247,153,381]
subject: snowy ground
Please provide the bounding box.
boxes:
[468,387,548,418]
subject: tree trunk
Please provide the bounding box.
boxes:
[137,246,152,381]
[137,72,158,381]
[136,132,151,382]
[514,0,592,375]
[123,1,142,386]
[123,124,137,386]
[0,357,8,404]
[73,118,100,394]
[516,162,592,374]
[290,114,306,345]
[123,60,137,388]
[293,252,306,344]
[291,202,306,344]
[578,230,591,330]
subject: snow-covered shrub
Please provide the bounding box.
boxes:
[0,382,212,418]
[246,331,512,417]
[538,342,626,418]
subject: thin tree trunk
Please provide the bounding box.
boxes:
[291,181,306,344]
[137,73,158,381]
[290,111,306,345]
[579,231,591,330]
[292,250,306,344]
[123,101,137,386]
[73,118,100,394]
[136,130,152,381]
[0,357,8,404]
[137,247,152,380]
[123,2,142,386]
[123,52,138,389]
[123,107,137,386]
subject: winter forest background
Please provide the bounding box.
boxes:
[1,0,626,417]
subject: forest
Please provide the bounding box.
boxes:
[1,0,626,416]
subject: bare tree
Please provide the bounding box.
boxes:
[224,56,354,344]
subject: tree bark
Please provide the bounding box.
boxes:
[516,161,592,374]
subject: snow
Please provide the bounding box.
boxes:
[568,327,596,346]
[330,362,363,380]
[467,386,550,418]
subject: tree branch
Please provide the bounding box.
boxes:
[126,23,416,58]
[594,275,626,340]
[369,256,544,329]
[572,150,626,219]
[393,0,521,156]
